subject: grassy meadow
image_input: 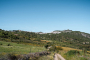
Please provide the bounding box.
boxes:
[0,41,46,57]
[0,41,90,60]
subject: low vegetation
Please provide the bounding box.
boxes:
[64,50,80,56]
[0,41,46,55]
[58,47,90,60]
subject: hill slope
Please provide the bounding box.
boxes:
[0,29,90,50]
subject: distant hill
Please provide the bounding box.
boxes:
[0,29,90,50]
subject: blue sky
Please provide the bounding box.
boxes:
[0,0,90,33]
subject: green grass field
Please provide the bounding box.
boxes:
[0,41,90,60]
[0,41,46,56]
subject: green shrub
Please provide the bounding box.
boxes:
[45,44,50,49]
[0,43,2,45]
[49,46,63,52]
[49,46,56,52]
[7,43,11,46]
[7,53,17,60]
[80,57,87,60]
[45,42,53,49]
[65,50,80,56]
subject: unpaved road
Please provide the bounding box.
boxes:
[54,53,66,60]
[54,54,58,60]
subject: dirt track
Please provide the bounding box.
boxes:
[54,53,66,60]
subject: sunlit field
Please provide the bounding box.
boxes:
[0,41,46,57]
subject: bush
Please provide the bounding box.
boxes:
[65,50,80,56]
[0,43,2,45]
[49,46,63,52]
[7,43,11,46]
[45,44,50,49]
[80,57,87,60]
[7,53,17,60]
[49,46,56,51]
[45,42,53,49]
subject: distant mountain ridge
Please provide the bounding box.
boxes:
[36,29,90,38]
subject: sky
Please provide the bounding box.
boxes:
[0,0,90,33]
